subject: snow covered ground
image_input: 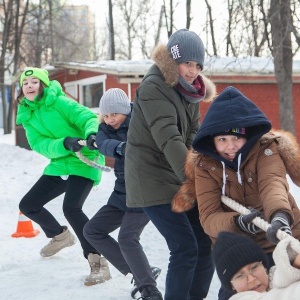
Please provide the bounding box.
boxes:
[1,130,299,300]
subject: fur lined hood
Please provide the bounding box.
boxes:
[172,129,300,213]
[151,44,216,102]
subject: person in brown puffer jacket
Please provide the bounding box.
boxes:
[172,86,300,300]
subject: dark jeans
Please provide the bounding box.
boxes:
[83,204,155,290]
[218,249,275,300]
[19,175,96,257]
[143,204,214,300]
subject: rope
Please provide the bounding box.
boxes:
[75,140,111,172]
[221,195,298,243]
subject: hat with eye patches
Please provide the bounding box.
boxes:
[212,231,268,290]
[20,67,50,87]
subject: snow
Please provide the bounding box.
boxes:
[1,130,300,300]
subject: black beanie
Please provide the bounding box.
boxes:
[212,232,268,290]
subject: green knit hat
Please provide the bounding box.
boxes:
[20,67,50,87]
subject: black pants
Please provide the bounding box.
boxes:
[19,175,97,257]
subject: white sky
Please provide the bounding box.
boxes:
[65,0,300,60]
[66,0,216,43]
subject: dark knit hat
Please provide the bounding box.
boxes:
[20,67,50,87]
[212,128,246,138]
[167,29,205,70]
[99,88,131,115]
[212,232,268,290]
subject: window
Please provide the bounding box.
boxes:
[82,82,103,108]
[64,75,107,112]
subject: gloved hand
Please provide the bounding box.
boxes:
[63,137,84,152]
[266,212,292,244]
[86,134,98,150]
[116,142,126,156]
[235,208,263,234]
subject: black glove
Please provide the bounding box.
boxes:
[266,212,292,244]
[235,208,263,234]
[86,134,98,150]
[116,142,126,156]
[63,137,84,152]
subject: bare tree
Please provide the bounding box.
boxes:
[114,0,148,59]
[269,0,295,134]
[162,0,181,38]
[186,0,192,29]
[133,0,165,58]
[226,0,239,56]
[108,0,115,60]
[21,1,96,65]
[0,0,29,134]
[204,0,218,56]
[154,5,165,46]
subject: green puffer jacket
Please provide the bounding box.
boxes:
[16,80,104,185]
[125,44,216,207]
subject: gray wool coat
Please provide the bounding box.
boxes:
[125,44,216,208]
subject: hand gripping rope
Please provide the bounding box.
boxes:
[75,140,111,172]
[221,195,299,243]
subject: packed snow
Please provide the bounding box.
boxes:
[1,130,300,300]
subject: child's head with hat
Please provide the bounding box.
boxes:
[99,88,131,129]
[212,231,269,292]
[167,28,205,70]
[20,67,50,87]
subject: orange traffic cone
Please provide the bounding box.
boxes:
[11,211,40,238]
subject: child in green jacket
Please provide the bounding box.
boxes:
[16,67,110,285]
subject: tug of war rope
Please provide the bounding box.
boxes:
[75,140,112,172]
[221,195,299,243]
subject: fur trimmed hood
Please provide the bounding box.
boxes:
[151,44,216,103]
[172,129,300,213]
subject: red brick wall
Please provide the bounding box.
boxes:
[51,69,300,142]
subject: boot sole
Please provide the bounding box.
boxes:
[131,268,162,298]
[84,277,111,286]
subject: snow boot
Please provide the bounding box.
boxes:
[84,254,112,286]
[138,285,163,300]
[40,226,76,257]
[131,266,161,299]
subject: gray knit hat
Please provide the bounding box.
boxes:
[99,88,131,115]
[167,28,205,70]
[212,232,268,290]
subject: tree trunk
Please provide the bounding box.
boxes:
[108,0,115,60]
[186,0,191,29]
[269,0,295,134]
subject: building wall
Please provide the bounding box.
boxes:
[51,69,300,142]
